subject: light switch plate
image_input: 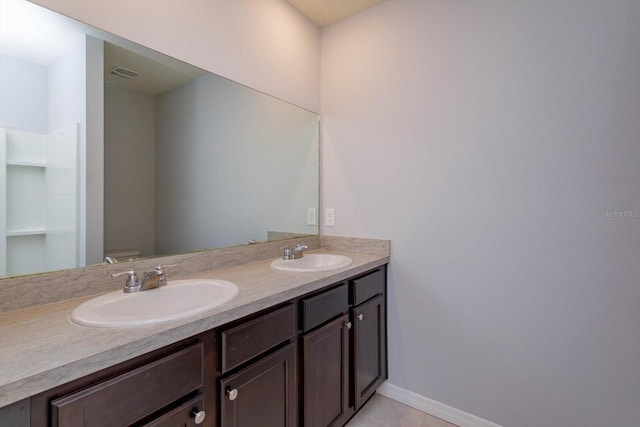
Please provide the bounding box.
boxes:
[325,208,336,227]
[307,208,317,226]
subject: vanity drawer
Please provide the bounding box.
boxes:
[51,342,204,427]
[351,268,385,306]
[221,304,296,373]
[301,283,349,333]
[142,393,204,427]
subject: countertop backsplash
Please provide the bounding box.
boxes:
[0,236,322,314]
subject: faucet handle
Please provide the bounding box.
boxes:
[111,270,140,291]
[152,264,175,287]
[154,264,175,273]
[281,246,293,260]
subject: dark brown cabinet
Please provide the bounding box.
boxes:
[27,265,387,427]
[301,267,388,427]
[219,303,297,427]
[351,268,387,410]
[220,305,296,373]
[31,336,217,427]
[220,344,296,427]
[50,343,204,427]
[353,293,386,409]
[302,314,351,427]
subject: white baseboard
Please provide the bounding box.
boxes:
[376,382,503,427]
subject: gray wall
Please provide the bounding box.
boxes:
[321,1,640,426]
[104,84,155,257]
[47,34,104,266]
[84,35,104,266]
[155,74,318,254]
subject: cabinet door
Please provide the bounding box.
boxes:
[353,294,387,409]
[220,343,296,427]
[303,314,350,427]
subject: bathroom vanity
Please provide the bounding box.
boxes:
[0,4,387,426]
[0,239,389,427]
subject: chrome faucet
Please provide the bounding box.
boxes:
[141,265,168,290]
[291,244,309,259]
[111,265,174,293]
[282,244,308,260]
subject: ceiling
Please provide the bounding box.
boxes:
[287,0,386,27]
[0,0,205,96]
[0,0,87,65]
[104,42,205,96]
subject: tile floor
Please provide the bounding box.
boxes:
[345,394,459,427]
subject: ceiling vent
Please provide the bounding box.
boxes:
[109,66,141,79]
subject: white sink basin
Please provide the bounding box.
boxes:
[70,279,239,328]
[271,254,352,272]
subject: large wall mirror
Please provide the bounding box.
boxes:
[0,1,319,279]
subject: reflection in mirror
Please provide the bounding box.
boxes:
[0,0,319,278]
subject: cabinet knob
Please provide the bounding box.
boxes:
[357,313,364,321]
[226,387,239,401]
[192,410,206,424]
[344,321,352,330]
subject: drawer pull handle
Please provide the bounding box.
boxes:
[192,410,206,424]
[344,321,352,330]
[227,387,239,401]
[357,313,364,321]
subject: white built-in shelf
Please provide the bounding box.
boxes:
[6,228,47,237]
[6,161,47,168]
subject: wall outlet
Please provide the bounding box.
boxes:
[325,208,336,227]
[307,208,317,226]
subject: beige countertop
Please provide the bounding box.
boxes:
[0,249,388,408]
